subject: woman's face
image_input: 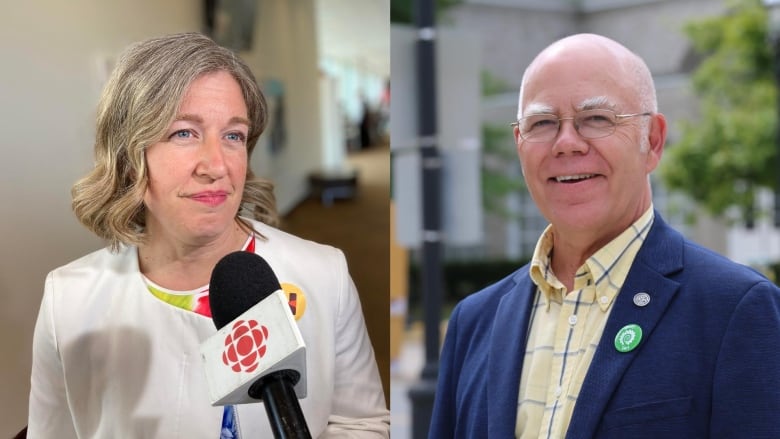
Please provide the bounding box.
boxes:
[143,71,249,246]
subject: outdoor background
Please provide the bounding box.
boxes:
[389,0,780,437]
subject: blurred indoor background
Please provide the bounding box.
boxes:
[0,0,389,435]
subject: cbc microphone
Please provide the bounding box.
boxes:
[200,251,312,438]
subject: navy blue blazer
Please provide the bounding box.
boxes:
[430,214,780,438]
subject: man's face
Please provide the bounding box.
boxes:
[515,45,664,244]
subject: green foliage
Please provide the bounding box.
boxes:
[481,123,525,218]
[482,70,513,96]
[391,0,463,24]
[660,0,778,223]
[480,68,524,218]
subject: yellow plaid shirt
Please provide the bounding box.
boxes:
[516,207,654,439]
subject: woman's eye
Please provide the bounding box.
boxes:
[171,129,192,139]
[226,132,247,142]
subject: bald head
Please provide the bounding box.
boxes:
[511,33,667,259]
[518,34,656,120]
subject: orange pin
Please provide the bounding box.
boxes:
[281,283,307,320]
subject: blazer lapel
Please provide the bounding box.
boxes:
[487,270,537,438]
[567,214,684,438]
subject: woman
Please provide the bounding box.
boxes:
[28,32,389,438]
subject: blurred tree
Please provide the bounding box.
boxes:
[482,123,525,218]
[390,0,462,24]
[660,0,776,225]
[481,71,525,218]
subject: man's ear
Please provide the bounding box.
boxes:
[513,124,522,145]
[645,112,667,173]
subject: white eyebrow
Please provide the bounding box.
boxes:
[577,96,615,111]
[519,102,555,119]
[519,97,617,119]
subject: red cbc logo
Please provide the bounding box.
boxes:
[222,319,269,373]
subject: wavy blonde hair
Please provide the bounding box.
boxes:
[72,32,277,250]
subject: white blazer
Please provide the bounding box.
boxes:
[28,219,389,438]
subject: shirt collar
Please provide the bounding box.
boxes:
[529,207,655,311]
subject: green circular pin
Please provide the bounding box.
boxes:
[614,324,642,353]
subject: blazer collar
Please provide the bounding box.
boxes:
[567,212,684,437]
[484,212,684,438]
[487,267,537,438]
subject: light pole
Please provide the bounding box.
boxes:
[408,0,444,438]
[764,0,780,227]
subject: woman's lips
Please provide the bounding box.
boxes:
[189,191,229,207]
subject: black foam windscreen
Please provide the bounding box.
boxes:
[209,251,282,330]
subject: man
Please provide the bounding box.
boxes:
[429,33,780,438]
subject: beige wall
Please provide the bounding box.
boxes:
[0,0,325,434]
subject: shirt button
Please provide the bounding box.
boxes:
[600,296,609,305]
[555,386,562,397]
[568,315,578,326]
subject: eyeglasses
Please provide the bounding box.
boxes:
[510,109,652,143]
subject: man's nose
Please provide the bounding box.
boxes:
[551,119,590,156]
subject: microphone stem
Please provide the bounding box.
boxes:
[249,370,312,439]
